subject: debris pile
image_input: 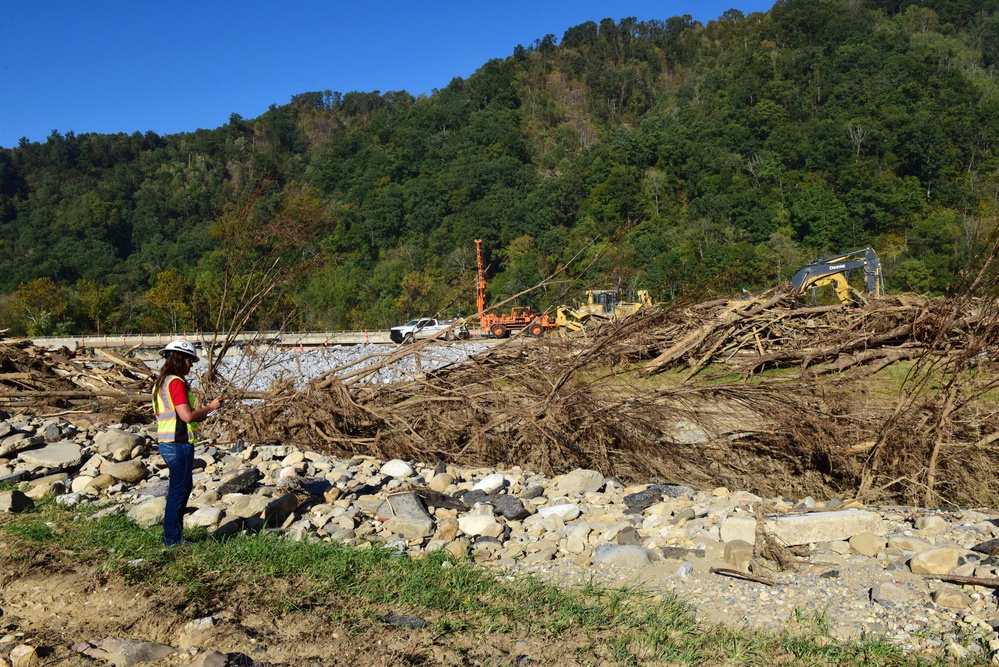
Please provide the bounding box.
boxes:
[0,332,152,414]
[2,284,998,507]
[628,287,979,379]
[217,287,998,506]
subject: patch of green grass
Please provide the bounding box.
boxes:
[3,518,57,542]
[0,503,983,666]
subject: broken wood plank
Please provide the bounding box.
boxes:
[94,348,153,376]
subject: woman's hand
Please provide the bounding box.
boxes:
[176,396,224,423]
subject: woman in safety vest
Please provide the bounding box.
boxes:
[151,340,222,547]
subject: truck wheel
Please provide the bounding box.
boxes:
[528,322,544,337]
[403,333,415,344]
[444,330,455,341]
[490,323,508,338]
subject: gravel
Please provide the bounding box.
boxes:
[191,342,492,392]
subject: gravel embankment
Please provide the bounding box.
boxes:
[195,341,492,391]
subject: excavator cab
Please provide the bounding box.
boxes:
[582,290,617,316]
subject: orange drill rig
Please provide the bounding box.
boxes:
[475,239,555,338]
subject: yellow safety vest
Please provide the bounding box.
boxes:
[153,374,198,444]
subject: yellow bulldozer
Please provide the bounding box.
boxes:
[554,289,652,331]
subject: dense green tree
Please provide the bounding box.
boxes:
[9,278,71,335]
[145,268,192,332]
[983,13,999,67]
[76,278,116,334]
[2,1,997,335]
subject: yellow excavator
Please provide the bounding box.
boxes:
[790,247,885,303]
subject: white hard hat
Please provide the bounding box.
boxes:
[161,340,199,362]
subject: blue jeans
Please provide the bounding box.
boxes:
[160,442,194,547]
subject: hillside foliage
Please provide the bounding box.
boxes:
[2,0,999,335]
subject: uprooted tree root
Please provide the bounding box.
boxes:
[209,284,999,506]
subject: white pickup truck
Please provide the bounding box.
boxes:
[389,317,467,344]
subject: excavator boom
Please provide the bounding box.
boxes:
[790,247,884,303]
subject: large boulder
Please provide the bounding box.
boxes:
[263,494,300,527]
[75,638,177,666]
[458,513,500,537]
[591,544,659,568]
[94,428,147,461]
[383,492,435,539]
[185,507,224,529]
[85,474,115,494]
[0,433,44,457]
[380,459,415,478]
[471,473,506,494]
[763,509,887,547]
[107,460,149,484]
[724,539,754,572]
[224,494,271,519]
[217,468,261,495]
[0,489,34,513]
[18,441,83,470]
[720,515,757,544]
[556,468,605,495]
[127,496,167,528]
[909,546,965,575]
[532,503,581,522]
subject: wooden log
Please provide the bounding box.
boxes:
[799,324,914,368]
[94,348,153,376]
[709,567,778,586]
[0,390,150,401]
[683,326,737,383]
[812,347,922,374]
[639,312,733,376]
[924,573,999,587]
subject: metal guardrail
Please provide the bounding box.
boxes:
[30,330,397,351]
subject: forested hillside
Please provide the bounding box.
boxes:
[2,0,999,336]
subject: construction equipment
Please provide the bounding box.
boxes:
[554,289,652,331]
[553,305,607,332]
[577,289,652,318]
[475,239,556,338]
[790,247,885,303]
[474,239,653,338]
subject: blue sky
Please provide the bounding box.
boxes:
[0,0,775,149]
